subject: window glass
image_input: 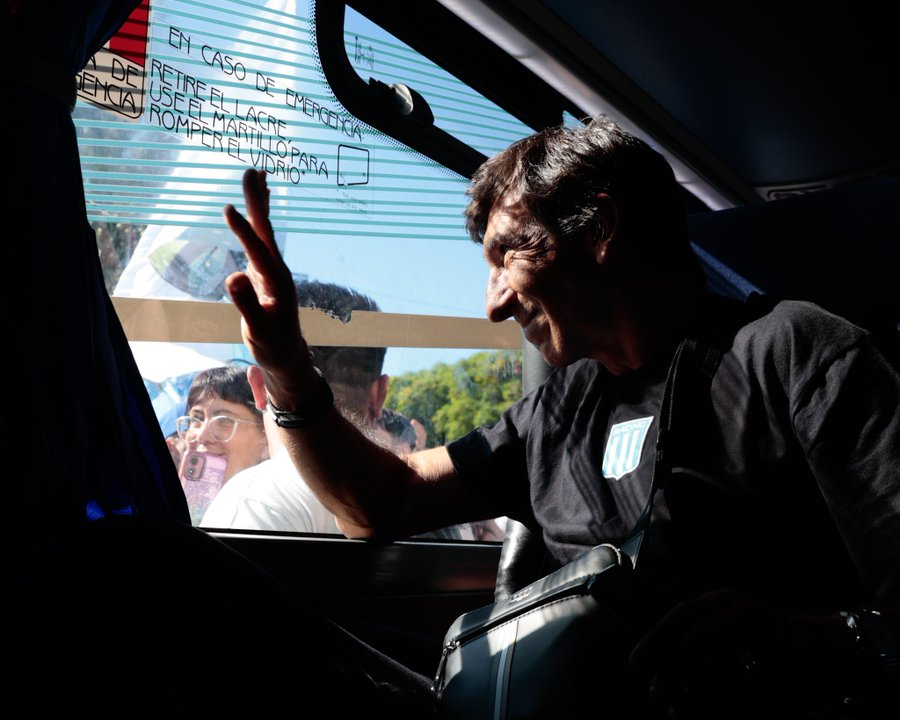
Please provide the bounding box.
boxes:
[79,0,524,537]
[563,110,587,127]
[343,7,534,158]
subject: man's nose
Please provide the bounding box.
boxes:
[485,269,516,322]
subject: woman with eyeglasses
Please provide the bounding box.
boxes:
[175,365,269,524]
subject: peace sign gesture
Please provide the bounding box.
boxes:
[224,169,318,402]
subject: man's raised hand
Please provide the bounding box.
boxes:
[224,169,316,400]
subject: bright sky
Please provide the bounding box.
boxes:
[281,231,493,377]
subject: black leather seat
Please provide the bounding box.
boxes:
[494,518,550,601]
[493,336,553,601]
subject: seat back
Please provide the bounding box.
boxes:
[494,335,553,601]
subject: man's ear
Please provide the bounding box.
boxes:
[367,373,389,420]
[246,364,268,410]
[592,193,619,264]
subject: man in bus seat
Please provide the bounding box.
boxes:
[222,116,900,717]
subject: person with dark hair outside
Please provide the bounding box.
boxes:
[377,407,424,455]
[201,280,386,533]
[201,280,476,539]
[216,115,900,717]
[176,365,268,524]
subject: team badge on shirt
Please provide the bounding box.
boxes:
[602,416,654,480]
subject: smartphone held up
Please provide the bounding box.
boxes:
[181,450,227,525]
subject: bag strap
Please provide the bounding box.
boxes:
[619,337,722,568]
[621,291,778,568]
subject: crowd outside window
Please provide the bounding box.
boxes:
[202,280,489,541]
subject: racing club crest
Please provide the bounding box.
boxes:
[602,416,654,480]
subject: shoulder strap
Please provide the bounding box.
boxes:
[622,291,777,567]
[620,338,722,568]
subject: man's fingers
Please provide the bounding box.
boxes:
[225,272,265,325]
[223,169,310,377]
[223,203,288,297]
[224,204,268,263]
[242,169,276,251]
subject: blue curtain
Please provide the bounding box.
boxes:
[1,0,189,615]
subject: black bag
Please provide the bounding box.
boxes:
[433,338,721,720]
[434,541,637,719]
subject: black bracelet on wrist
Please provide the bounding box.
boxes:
[266,367,334,429]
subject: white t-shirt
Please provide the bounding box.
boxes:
[200,451,340,534]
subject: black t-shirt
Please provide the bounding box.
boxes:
[447,296,900,612]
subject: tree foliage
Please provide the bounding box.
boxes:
[77,104,175,293]
[385,350,522,447]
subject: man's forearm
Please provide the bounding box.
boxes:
[276,408,461,539]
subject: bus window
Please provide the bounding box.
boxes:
[79,0,530,536]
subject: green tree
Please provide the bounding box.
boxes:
[385,350,522,447]
[94,221,146,293]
